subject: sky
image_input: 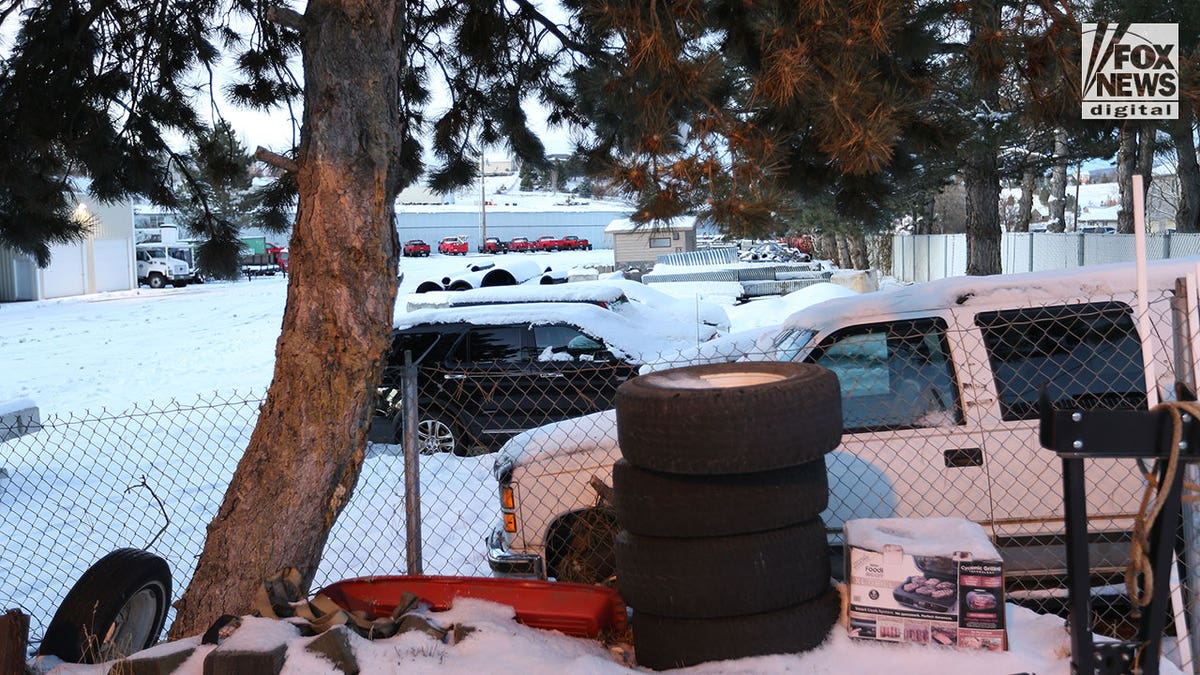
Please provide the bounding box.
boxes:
[2,248,1191,673]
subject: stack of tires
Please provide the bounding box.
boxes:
[612,362,843,670]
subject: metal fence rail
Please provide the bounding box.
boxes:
[3,286,1200,671]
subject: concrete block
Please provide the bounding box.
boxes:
[303,626,360,674]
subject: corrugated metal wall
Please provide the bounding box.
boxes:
[394,210,629,251]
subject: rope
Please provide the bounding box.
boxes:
[1126,400,1200,614]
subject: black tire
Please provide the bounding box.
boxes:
[615,362,841,474]
[615,519,830,618]
[147,273,166,289]
[631,587,840,670]
[545,509,619,585]
[612,458,828,537]
[39,548,172,663]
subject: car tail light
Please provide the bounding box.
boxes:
[501,486,515,510]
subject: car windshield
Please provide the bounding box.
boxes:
[773,328,817,361]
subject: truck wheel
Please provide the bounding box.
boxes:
[615,519,830,618]
[147,273,166,289]
[545,509,618,585]
[612,458,828,537]
[615,362,842,474]
[631,587,840,670]
[39,549,172,663]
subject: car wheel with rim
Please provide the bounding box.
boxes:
[146,273,166,289]
[415,415,458,455]
[39,549,172,663]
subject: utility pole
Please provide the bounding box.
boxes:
[480,153,487,243]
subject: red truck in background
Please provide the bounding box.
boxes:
[438,236,470,256]
[508,236,535,252]
[403,239,431,257]
[478,237,509,254]
[535,235,566,251]
[561,235,592,251]
[266,245,290,273]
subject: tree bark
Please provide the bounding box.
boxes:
[1048,129,1067,233]
[964,0,1002,276]
[0,610,29,675]
[964,152,1001,275]
[170,0,403,638]
[1117,124,1136,234]
[835,233,851,269]
[1172,114,1200,233]
[1016,167,1035,233]
[848,232,869,270]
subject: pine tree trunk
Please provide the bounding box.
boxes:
[1048,129,1067,233]
[1137,122,1154,207]
[964,0,1002,276]
[818,231,839,265]
[965,154,1001,275]
[170,0,403,638]
[1016,168,1035,233]
[1117,125,1136,234]
[1172,114,1200,233]
[835,233,851,269]
[848,233,869,270]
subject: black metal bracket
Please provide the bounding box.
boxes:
[1038,390,1197,675]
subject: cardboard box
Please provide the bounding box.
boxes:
[844,517,1007,651]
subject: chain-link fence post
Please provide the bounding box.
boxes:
[402,350,423,575]
[1174,277,1200,672]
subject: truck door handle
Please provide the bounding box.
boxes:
[944,447,984,468]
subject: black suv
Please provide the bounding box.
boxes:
[370,310,639,455]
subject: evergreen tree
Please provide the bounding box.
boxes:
[564,0,957,240]
[176,120,261,280]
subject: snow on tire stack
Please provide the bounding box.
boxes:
[613,362,844,670]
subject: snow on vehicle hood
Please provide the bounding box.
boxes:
[495,409,618,470]
[393,301,718,363]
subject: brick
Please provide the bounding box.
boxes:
[202,642,287,675]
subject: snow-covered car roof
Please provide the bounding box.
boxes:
[394,300,718,363]
[781,257,1200,334]
[408,281,627,310]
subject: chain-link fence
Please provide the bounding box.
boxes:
[6,278,1200,670]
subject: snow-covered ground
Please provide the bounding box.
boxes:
[0,250,1185,673]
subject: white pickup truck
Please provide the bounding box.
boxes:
[135,243,196,288]
[487,258,1189,594]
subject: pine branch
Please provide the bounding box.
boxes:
[267,6,304,32]
[255,146,299,173]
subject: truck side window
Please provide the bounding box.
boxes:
[807,318,961,432]
[461,327,526,363]
[975,302,1146,421]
